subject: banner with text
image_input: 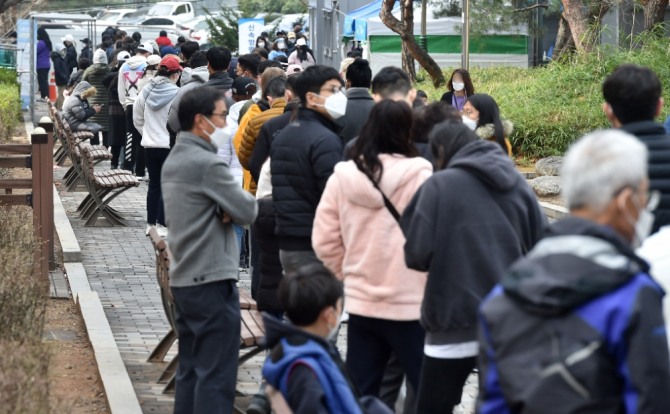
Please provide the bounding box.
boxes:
[238,18,265,55]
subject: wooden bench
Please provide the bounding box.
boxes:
[147,228,266,405]
[77,145,139,226]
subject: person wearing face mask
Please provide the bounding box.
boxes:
[313,100,431,407]
[270,65,346,274]
[255,35,269,51]
[262,263,394,414]
[477,129,670,414]
[462,93,513,157]
[287,37,316,69]
[133,55,183,237]
[440,68,474,112]
[161,86,258,414]
[401,121,546,413]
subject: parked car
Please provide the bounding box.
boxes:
[146,2,195,23]
[263,13,309,35]
[117,7,153,25]
[96,8,137,26]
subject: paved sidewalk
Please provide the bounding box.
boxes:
[54,158,476,414]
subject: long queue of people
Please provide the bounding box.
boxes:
[48,26,670,413]
[160,57,670,414]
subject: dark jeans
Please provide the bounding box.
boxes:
[346,315,424,402]
[110,145,123,169]
[380,353,416,413]
[172,280,241,414]
[124,106,145,176]
[37,68,49,98]
[416,355,476,414]
[145,147,169,226]
[250,228,261,299]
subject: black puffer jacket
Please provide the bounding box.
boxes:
[270,108,343,250]
[252,197,283,313]
[620,121,670,233]
[249,102,297,182]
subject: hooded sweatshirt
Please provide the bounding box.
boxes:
[401,140,546,345]
[262,315,365,414]
[313,155,432,320]
[117,55,147,109]
[478,217,670,414]
[133,76,179,148]
[167,65,210,133]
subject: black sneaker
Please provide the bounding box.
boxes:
[246,393,270,414]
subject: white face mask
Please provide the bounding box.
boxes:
[258,41,265,48]
[462,115,477,131]
[327,309,342,342]
[453,82,465,91]
[315,91,348,119]
[623,192,658,249]
[203,116,227,149]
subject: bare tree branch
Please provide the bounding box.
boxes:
[514,3,549,13]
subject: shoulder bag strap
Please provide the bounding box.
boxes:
[354,161,401,223]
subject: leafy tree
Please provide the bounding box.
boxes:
[239,0,306,17]
[206,7,240,53]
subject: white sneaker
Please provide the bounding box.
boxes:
[156,224,168,238]
[145,224,154,236]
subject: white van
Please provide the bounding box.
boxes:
[146,2,195,23]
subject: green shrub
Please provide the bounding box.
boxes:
[416,35,670,158]
[0,82,21,141]
[0,207,50,413]
[0,68,17,85]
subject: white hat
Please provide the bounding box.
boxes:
[116,51,131,62]
[146,54,161,66]
[137,42,153,54]
[62,34,74,44]
[296,38,306,47]
[93,49,108,65]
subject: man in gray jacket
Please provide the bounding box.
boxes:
[167,51,210,133]
[161,87,258,414]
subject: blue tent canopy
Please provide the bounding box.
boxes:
[343,0,400,41]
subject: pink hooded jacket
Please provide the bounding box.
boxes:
[312,154,432,321]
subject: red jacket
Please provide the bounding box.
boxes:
[155,36,172,48]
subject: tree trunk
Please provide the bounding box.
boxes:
[400,0,417,81]
[561,0,594,52]
[643,0,669,32]
[0,0,21,14]
[553,15,575,60]
[380,0,446,87]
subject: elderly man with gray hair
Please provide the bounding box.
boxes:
[477,129,670,414]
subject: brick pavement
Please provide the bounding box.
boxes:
[53,155,476,414]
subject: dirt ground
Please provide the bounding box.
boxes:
[3,128,111,413]
[44,298,111,413]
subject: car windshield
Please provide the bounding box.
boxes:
[148,4,173,16]
[97,12,121,21]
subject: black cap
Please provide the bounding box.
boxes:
[81,38,91,45]
[231,76,256,95]
[260,31,269,37]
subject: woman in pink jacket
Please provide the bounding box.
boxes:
[312,100,431,401]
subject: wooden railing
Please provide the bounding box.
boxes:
[0,121,54,281]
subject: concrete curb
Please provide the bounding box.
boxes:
[78,291,144,414]
[539,201,568,221]
[53,184,82,262]
[27,112,143,414]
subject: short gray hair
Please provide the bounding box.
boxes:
[562,129,647,212]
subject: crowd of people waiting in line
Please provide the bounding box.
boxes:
[43,23,670,414]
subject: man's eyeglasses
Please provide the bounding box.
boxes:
[320,86,345,95]
[210,111,228,118]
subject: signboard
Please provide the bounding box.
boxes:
[16,19,32,110]
[238,18,265,55]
